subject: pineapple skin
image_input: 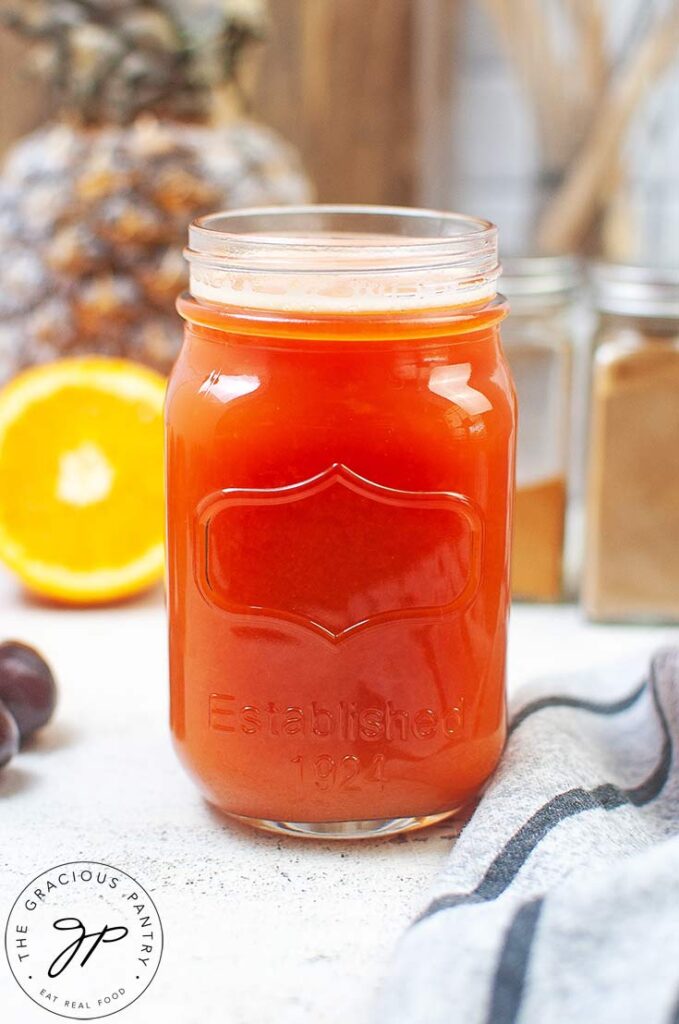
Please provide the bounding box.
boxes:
[0,116,312,380]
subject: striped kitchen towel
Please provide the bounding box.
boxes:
[377,647,679,1024]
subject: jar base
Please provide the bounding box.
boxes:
[227,807,462,840]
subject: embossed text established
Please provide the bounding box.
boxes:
[209,694,464,742]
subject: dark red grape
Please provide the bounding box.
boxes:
[0,641,57,741]
[0,699,19,768]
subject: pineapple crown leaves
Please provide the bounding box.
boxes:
[0,0,267,126]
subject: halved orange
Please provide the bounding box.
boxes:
[0,358,166,604]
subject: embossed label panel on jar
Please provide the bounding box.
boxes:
[194,464,483,642]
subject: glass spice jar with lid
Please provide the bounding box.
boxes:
[500,256,580,601]
[584,264,679,622]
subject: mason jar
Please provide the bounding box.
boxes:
[500,257,580,602]
[584,264,679,622]
[167,205,515,838]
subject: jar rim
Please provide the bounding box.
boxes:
[186,204,500,315]
[501,255,582,300]
[590,262,679,319]
[190,204,497,261]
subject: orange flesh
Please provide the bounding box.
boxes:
[0,388,161,570]
[0,359,165,603]
[167,299,515,823]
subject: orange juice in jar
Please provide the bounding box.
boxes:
[167,206,515,838]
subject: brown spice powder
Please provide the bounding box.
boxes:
[511,476,567,601]
[584,343,679,621]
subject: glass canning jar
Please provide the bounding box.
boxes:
[501,256,580,601]
[167,205,515,838]
[584,264,679,622]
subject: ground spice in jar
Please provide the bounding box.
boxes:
[501,258,579,602]
[584,269,679,622]
[512,476,567,599]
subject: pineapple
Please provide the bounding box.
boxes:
[0,0,311,379]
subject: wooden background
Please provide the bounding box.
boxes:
[0,0,455,207]
[253,0,416,205]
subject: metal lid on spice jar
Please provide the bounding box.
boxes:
[500,255,582,309]
[590,263,679,319]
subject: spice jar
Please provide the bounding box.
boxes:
[584,264,679,622]
[501,257,580,601]
[167,205,515,838]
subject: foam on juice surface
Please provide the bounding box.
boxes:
[189,231,497,314]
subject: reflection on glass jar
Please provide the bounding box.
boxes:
[584,264,679,623]
[501,257,580,602]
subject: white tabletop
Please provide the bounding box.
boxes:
[0,573,676,1024]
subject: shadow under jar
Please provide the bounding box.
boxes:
[167,206,516,839]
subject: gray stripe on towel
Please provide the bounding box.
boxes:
[377,648,679,1024]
